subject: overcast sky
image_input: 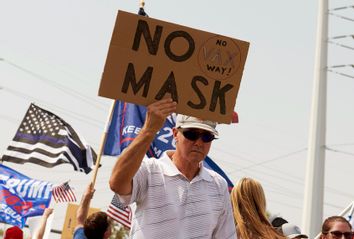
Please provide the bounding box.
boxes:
[0,0,353,237]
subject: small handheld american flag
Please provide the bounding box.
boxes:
[107,194,132,229]
[52,181,77,203]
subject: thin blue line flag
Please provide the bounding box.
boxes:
[1,103,97,174]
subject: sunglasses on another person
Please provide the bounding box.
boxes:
[179,129,216,143]
[324,231,353,239]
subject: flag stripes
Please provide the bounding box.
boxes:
[107,194,132,228]
[1,103,96,174]
[52,181,76,203]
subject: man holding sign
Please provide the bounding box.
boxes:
[109,98,236,238]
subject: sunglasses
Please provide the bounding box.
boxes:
[179,129,216,143]
[326,231,353,239]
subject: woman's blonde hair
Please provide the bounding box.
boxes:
[231,177,286,239]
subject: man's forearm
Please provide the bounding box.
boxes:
[109,98,176,195]
[109,128,155,195]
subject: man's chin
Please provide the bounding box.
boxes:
[190,151,205,159]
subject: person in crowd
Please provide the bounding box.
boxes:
[230,177,286,239]
[74,183,112,239]
[32,207,54,239]
[281,223,308,239]
[270,215,289,234]
[4,226,23,239]
[270,215,288,228]
[109,98,236,238]
[320,216,352,239]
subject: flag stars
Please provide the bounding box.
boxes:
[8,103,96,174]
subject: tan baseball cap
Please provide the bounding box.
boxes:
[175,114,218,136]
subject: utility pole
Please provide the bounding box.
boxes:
[302,0,328,237]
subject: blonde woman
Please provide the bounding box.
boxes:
[231,177,286,239]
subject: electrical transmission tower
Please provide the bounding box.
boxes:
[303,1,353,238]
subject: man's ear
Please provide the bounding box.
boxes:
[172,128,178,139]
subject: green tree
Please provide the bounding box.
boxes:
[109,222,129,239]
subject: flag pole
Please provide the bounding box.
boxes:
[91,100,117,186]
[91,0,147,186]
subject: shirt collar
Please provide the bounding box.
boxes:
[160,151,180,176]
[160,151,213,182]
[197,164,213,182]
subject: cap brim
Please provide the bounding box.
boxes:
[178,124,218,136]
[289,234,308,238]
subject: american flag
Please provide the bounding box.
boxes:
[52,181,77,203]
[107,194,132,229]
[1,103,97,174]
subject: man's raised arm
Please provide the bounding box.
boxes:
[109,98,176,195]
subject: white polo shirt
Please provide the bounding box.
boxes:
[117,150,236,239]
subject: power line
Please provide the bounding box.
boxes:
[328,40,354,50]
[328,69,354,79]
[327,143,354,147]
[0,114,18,124]
[326,146,354,157]
[329,12,354,22]
[327,65,354,79]
[2,86,103,128]
[329,5,354,11]
[329,35,354,40]
[227,148,307,175]
[0,58,107,111]
[216,145,354,201]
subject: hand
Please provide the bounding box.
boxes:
[43,208,53,218]
[144,98,177,133]
[83,182,95,200]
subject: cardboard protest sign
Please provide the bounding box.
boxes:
[99,10,249,123]
[60,203,100,239]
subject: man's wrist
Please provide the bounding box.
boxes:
[139,128,157,138]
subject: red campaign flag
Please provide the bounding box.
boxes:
[52,181,77,203]
[107,194,132,229]
[232,111,239,123]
